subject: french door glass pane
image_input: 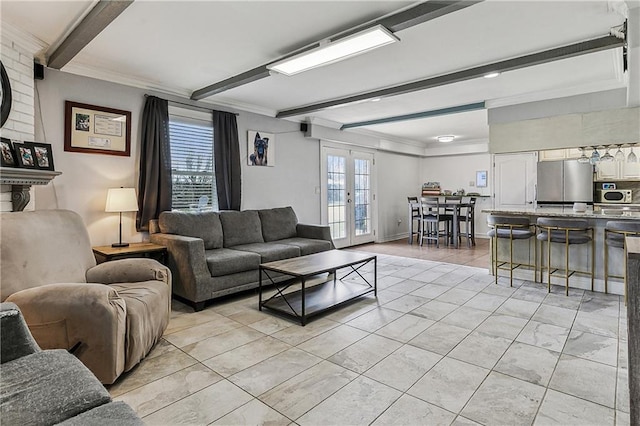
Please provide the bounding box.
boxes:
[327,155,346,239]
[354,158,371,236]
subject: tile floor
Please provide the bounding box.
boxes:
[109,243,630,426]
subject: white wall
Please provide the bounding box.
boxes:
[421,153,492,236]
[377,151,421,242]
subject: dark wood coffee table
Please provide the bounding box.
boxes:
[259,250,377,326]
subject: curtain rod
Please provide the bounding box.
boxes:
[144,94,239,116]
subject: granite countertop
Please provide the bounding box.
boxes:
[481,206,640,220]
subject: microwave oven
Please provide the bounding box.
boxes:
[599,189,633,204]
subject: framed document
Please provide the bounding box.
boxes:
[476,170,488,188]
[64,101,131,156]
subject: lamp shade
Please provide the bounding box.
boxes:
[105,188,139,213]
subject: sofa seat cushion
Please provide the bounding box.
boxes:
[232,243,301,263]
[0,349,111,425]
[220,210,264,247]
[278,238,333,255]
[109,281,170,371]
[205,248,262,277]
[258,207,298,242]
[57,401,144,426]
[159,211,223,249]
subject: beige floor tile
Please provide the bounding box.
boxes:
[617,368,630,413]
[563,330,618,366]
[297,376,401,425]
[202,335,291,377]
[248,316,295,334]
[328,334,402,373]
[494,342,559,386]
[108,350,198,397]
[271,318,340,346]
[616,410,630,426]
[448,331,512,369]
[542,292,583,310]
[382,294,429,313]
[440,306,491,330]
[409,322,470,355]
[114,364,222,417]
[474,314,528,340]
[462,292,507,312]
[229,348,322,396]
[297,324,369,359]
[164,316,244,348]
[495,298,540,319]
[260,361,358,420]
[410,283,450,299]
[142,379,252,425]
[182,326,266,361]
[322,299,378,323]
[372,394,456,425]
[408,357,489,413]
[573,310,619,338]
[346,307,405,333]
[549,354,617,408]
[435,288,477,305]
[531,303,578,328]
[145,338,178,360]
[211,398,291,425]
[451,416,482,425]
[364,345,442,392]
[534,389,615,425]
[164,309,228,335]
[374,314,435,343]
[410,299,459,321]
[516,320,570,352]
[461,372,545,425]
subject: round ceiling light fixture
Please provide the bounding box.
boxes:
[437,135,455,143]
[484,72,501,79]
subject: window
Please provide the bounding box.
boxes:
[168,106,218,210]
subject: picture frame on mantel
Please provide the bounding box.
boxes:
[13,142,36,168]
[64,101,131,156]
[0,137,17,167]
[26,142,54,170]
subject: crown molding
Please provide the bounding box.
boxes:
[349,127,426,148]
[203,96,277,118]
[0,22,48,58]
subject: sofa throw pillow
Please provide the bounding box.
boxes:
[219,210,264,247]
[258,207,298,242]
[158,211,223,249]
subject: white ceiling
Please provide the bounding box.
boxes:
[0,0,630,150]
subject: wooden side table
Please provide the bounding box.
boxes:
[92,242,167,264]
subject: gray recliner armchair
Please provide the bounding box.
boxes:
[0,209,171,384]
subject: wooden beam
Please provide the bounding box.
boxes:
[47,0,134,69]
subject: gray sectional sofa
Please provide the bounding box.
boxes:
[150,206,334,310]
[0,302,142,425]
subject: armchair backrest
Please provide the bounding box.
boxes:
[1,210,96,301]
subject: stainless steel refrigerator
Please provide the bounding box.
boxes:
[536,160,593,204]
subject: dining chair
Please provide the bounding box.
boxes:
[407,196,420,244]
[457,196,476,247]
[418,197,450,247]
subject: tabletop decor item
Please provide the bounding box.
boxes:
[64,101,131,156]
[105,187,139,247]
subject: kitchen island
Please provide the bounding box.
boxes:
[481,206,640,295]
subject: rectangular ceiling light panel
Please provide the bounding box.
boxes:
[268,25,398,76]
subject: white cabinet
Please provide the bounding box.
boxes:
[596,148,640,180]
[539,148,584,161]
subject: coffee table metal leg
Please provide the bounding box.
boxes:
[374,257,377,296]
[259,267,263,311]
[301,277,306,326]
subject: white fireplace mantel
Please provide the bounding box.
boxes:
[0,167,62,211]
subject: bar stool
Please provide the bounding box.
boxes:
[457,196,476,247]
[408,196,420,244]
[537,218,594,296]
[604,220,640,304]
[419,197,449,247]
[487,215,536,286]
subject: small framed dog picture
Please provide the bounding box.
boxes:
[248,130,275,167]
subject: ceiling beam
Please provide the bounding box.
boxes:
[47,0,134,69]
[276,35,624,119]
[190,0,480,101]
[341,102,486,129]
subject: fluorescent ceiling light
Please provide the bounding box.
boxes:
[437,135,456,143]
[484,72,501,79]
[268,25,398,76]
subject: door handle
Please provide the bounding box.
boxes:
[348,199,352,203]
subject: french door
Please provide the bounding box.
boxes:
[321,146,376,248]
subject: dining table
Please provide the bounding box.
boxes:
[408,196,475,249]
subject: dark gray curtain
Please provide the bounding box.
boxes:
[213,111,241,210]
[136,96,172,231]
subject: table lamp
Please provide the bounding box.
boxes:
[105,187,139,247]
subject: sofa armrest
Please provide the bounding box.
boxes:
[86,258,171,286]
[297,223,335,248]
[149,233,211,301]
[6,283,127,384]
[0,302,40,363]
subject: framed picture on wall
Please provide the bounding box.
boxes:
[13,142,36,168]
[247,130,275,166]
[0,137,17,167]
[26,142,54,170]
[64,101,131,156]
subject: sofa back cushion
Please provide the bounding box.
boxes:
[219,210,264,247]
[258,207,298,242]
[0,210,96,301]
[158,211,223,249]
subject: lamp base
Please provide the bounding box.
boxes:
[112,242,130,248]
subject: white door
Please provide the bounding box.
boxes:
[321,146,376,248]
[494,152,537,208]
